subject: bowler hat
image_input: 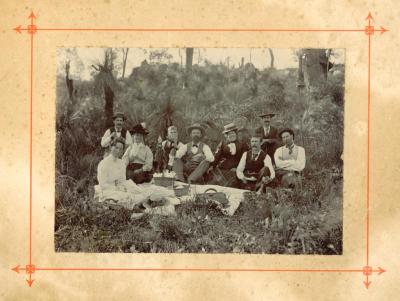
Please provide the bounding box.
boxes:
[113,112,126,120]
[259,112,276,118]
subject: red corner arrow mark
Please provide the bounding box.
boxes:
[26,275,35,287]
[13,25,22,33]
[28,11,36,21]
[363,279,371,289]
[365,12,374,21]
[12,265,22,274]
[378,26,389,34]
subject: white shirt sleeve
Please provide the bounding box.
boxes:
[291,147,306,172]
[143,147,153,172]
[122,145,131,166]
[101,129,112,148]
[264,155,275,179]
[175,144,188,159]
[125,131,133,146]
[236,152,247,180]
[203,144,215,162]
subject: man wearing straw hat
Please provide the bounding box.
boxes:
[209,122,249,187]
[101,112,133,157]
[173,123,214,184]
[255,112,279,164]
[122,123,153,184]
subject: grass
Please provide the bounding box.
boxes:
[55,172,342,254]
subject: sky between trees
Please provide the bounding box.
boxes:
[57,48,345,81]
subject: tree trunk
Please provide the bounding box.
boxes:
[301,49,329,93]
[268,48,274,68]
[184,48,194,88]
[104,84,114,127]
[121,48,129,79]
[186,48,194,70]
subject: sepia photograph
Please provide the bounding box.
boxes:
[55,47,344,254]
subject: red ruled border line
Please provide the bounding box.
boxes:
[12,10,388,289]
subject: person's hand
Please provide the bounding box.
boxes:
[116,179,124,186]
[241,178,248,184]
[230,168,236,172]
[262,176,271,184]
[133,168,143,174]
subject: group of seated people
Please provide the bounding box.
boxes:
[98,111,306,194]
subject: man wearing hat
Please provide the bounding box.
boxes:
[122,123,153,184]
[235,133,275,191]
[274,128,306,188]
[101,112,133,157]
[209,123,249,187]
[173,123,214,184]
[255,113,279,164]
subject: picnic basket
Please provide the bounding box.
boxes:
[195,188,229,207]
[153,176,175,187]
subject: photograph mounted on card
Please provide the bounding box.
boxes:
[55,47,344,254]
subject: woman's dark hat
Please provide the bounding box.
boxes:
[131,123,149,135]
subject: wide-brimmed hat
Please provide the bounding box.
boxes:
[279,128,295,138]
[259,112,276,118]
[187,123,205,135]
[222,123,238,134]
[113,112,126,120]
[131,123,149,135]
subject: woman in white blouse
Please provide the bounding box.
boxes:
[96,138,174,209]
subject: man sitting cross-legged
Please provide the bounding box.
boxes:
[235,134,275,192]
[173,123,214,184]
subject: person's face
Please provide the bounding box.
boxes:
[281,132,294,146]
[114,117,124,129]
[111,142,124,158]
[227,131,237,143]
[133,133,144,144]
[191,129,202,142]
[262,116,272,127]
[250,137,261,152]
[168,128,178,140]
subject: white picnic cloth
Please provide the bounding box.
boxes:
[94,181,246,216]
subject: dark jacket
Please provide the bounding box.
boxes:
[255,126,279,161]
[213,140,249,170]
